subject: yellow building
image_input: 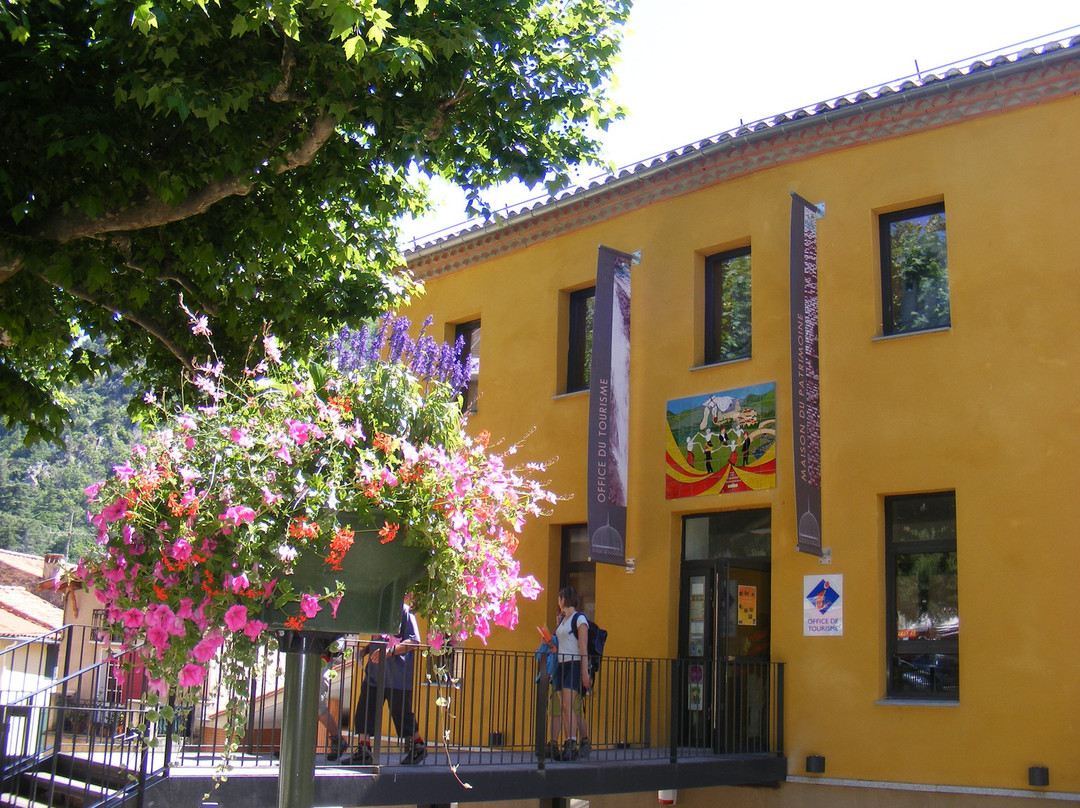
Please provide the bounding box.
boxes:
[404,33,1080,808]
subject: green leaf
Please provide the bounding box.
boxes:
[343,34,366,61]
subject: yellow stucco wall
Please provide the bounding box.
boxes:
[402,83,1080,798]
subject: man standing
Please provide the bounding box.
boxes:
[347,603,427,765]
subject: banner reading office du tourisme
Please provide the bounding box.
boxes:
[587,246,633,566]
[790,193,823,556]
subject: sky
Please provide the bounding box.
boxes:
[400,1,1080,245]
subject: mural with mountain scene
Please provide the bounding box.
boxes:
[665,383,777,499]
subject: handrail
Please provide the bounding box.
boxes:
[1,625,784,798]
[0,626,168,808]
[0,624,66,660]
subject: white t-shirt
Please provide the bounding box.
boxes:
[556,612,588,662]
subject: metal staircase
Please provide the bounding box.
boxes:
[0,626,165,808]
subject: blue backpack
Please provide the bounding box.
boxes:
[570,613,608,679]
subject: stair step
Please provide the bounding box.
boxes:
[26,773,111,808]
[1,792,53,808]
[54,755,132,790]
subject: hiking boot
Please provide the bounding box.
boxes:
[346,744,373,765]
[326,736,348,762]
[562,739,579,761]
[545,740,562,761]
[579,738,591,759]
[400,739,427,765]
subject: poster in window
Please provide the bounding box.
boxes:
[738,585,757,626]
[665,383,777,499]
[688,664,704,711]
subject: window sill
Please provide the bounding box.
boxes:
[872,326,951,342]
[875,698,959,707]
[691,356,751,372]
[552,389,589,400]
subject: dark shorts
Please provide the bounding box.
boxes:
[555,661,583,693]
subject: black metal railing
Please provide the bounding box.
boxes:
[0,624,165,807]
[168,635,783,769]
[1,626,784,796]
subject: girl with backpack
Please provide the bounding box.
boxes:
[554,586,591,760]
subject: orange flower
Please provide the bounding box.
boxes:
[328,395,353,416]
[378,521,400,545]
[287,517,320,540]
[326,526,355,571]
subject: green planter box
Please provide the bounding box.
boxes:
[263,512,428,636]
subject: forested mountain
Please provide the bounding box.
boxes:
[0,376,142,561]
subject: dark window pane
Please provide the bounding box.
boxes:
[885,492,958,700]
[454,319,480,413]
[567,287,595,392]
[889,493,956,544]
[881,204,950,335]
[683,509,771,561]
[704,248,752,364]
[891,653,959,696]
[564,524,591,563]
[894,551,959,640]
[561,524,595,622]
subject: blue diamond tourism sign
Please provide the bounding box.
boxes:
[803,574,843,636]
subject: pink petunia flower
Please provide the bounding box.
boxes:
[192,632,225,663]
[300,594,320,619]
[224,604,248,632]
[179,663,207,689]
[219,506,256,525]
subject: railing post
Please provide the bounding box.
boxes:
[643,662,652,749]
[372,646,386,762]
[669,659,678,764]
[136,727,150,808]
[533,660,549,770]
[775,662,784,756]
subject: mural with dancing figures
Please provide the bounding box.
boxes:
[665,383,777,499]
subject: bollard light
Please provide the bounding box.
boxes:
[1028,766,1049,787]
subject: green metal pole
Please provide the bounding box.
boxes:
[278,636,322,808]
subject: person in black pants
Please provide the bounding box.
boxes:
[346,603,427,765]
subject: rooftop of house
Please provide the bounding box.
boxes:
[0,584,63,640]
[0,547,51,583]
[405,29,1080,261]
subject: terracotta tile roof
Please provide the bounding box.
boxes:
[0,548,46,583]
[0,586,63,636]
[0,609,58,640]
[405,30,1080,258]
[0,549,65,607]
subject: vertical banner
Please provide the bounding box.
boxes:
[588,246,633,566]
[790,193,823,556]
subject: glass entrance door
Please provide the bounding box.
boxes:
[678,560,770,750]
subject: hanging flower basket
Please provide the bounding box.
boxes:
[77,311,557,779]
[263,512,428,636]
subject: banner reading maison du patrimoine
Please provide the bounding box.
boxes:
[587,246,633,567]
[790,192,823,556]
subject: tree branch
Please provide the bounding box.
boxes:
[269,38,307,103]
[35,113,338,246]
[36,272,194,369]
[108,233,221,317]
